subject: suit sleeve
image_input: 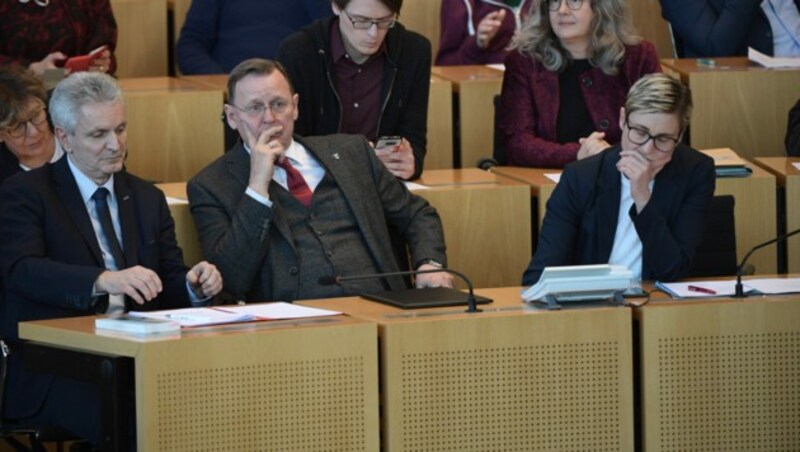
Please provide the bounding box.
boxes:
[176,0,226,75]
[786,100,800,156]
[0,179,102,312]
[150,193,192,309]
[364,138,447,267]
[498,51,581,167]
[633,155,716,281]
[187,175,273,298]
[660,0,762,57]
[521,164,584,285]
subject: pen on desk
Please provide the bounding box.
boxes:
[687,285,717,295]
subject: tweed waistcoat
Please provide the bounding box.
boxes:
[275,174,385,299]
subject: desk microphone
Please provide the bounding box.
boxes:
[733,227,800,298]
[318,267,481,313]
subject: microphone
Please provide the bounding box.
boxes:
[318,267,481,313]
[733,227,800,298]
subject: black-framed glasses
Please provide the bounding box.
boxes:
[3,103,47,139]
[624,119,682,153]
[229,99,291,119]
[342,10,397,30]
[548,0,584,11]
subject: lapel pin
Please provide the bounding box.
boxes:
[332,153,340,160]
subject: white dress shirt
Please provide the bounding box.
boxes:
[762,0,800,56]
[608,174,654,282]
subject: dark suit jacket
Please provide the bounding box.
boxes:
[522,144,715,286]
[660,0,784,57]
[187,134,447,302]
[0,157,191,418]
[787,99,800,156]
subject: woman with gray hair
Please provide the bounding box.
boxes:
[497,0,660,168]
[522,73,715,286]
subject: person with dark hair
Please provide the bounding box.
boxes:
[0,0,117,75]
[0,66,64,184]
[661,0,800,58]
[188,58,452,303]
[436,0,533,65]
[497,0,660,168]
[787,100,800,156]
[177,0,330,75]
[276,0,431,180]
[522,73,715,286]
[0,73,222,446]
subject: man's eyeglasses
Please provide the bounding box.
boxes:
[548,0,584,11]
[624,119,681,153]
[3,104,47,139]
[229,99,291,119]
[342,10,397,30]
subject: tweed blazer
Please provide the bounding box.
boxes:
[187,134,446,302]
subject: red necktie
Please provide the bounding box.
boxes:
[275,158,313,207]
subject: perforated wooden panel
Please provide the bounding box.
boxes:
[655,332,800,451]
[398,342,624,451]
[152,356,368,451]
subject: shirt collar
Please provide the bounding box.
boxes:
[243,138,310,166]
[66,154,115,206]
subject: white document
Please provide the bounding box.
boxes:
[792,162,800,171]
[544,173,562,184]
[166,196,188,205]
[404,181,429,191]
[221,302,341,320]
[748,47,800,68]
[742,278,800,294]
[485,64,506,71]
[654,280,738,298]
[129,307,253,327]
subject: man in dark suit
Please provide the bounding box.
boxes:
[0,72,223,446]
[188,58,451,302]
[523,73,715,286]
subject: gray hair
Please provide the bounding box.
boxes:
[625,73,693,128]
[511,0,640,75]
[49,72,124,134]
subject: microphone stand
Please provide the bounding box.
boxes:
[733,228,800,298]
[320,268,481,313]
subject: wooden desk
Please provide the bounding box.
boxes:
[431,65,504,168]
[635,288,800,450]
[754,157,800,272]
[110,0,168,77]
[158,169,531,288]
[492,162,778,274]
[119,77,224,183]
[20,315,379,451]
[301,287,635,451]
[661,57,800,160]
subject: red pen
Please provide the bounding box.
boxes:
[688,285,717,295]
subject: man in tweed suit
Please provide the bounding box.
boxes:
[188,58,452,302]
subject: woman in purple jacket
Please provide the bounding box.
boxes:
[436,0,533,65]
[497,0,660,168]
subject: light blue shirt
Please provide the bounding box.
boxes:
[762,0,800,56]
[244,139,326,207]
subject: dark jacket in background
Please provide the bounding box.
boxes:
[177,0,331,74]
[660,0,780,57]
[276,17,431,179]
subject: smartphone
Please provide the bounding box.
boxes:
[375,136,402,150]
[64,45,108,72]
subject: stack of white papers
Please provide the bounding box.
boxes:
[129,302,341,327]
[748,47,800,68]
